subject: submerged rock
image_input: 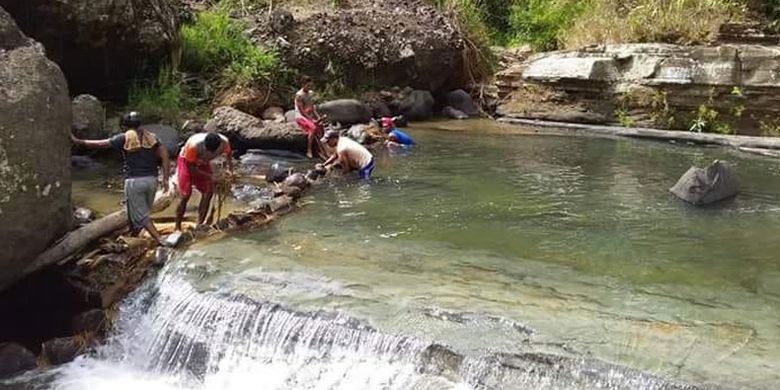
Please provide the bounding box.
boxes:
[318,99,372,125]
[71,309,106,335]
[670,160,739,206]
[73,207,95,225]
[0,343,37,379]
[0,6,72,291]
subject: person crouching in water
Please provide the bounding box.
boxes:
[71,112,171,246]
[321,130,375,180]
[381,116,415,147]
[294,76,327,159]
[174,132,234,231]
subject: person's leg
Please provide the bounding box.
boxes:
[197,191,213,226]
[306,133,315,159]
[174,156,192,232]
[359,159,375,181]
[175,194,190,231]
[143,219,164,244]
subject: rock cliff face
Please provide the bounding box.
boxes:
[0,6,72,291]
[0,0,182,98]
[253,0,465,93]
[497,43,780,135]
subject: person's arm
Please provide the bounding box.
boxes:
[223,141,234,175]
[156,145,170,193]
[71,133,111,149]
[322,152,338,167]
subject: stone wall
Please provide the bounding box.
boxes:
[497,43,780,135]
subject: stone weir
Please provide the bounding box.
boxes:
[496,43,780,136]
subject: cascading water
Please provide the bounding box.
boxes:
[22,253,698,390]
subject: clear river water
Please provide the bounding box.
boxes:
[5,122,780,389]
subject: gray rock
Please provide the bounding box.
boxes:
[285,110,296,123]
[445,89,479,117]
[267,162,292,183]
[318,99,372,125]
[42,337,83,365]
[72,309,106,335]
[205,107,306,153]
[365,100,392,118]
[142,124,180,157]
[2,0,183,96]
[0,343,37,379]
[73,206,95,224]
[442,106,469,120]
[71,94,105,139]
[263,106,285,123]
[0,8,72,291]
[283,172,309,190]
[0,7,27,50]
[399,90,435,120]
[670,160,739,206]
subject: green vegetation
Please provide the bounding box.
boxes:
[181,9,280,87]
[509,0,588,51]
[430,0,497,81]
[128,67,192,125]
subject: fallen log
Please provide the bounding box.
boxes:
[24,190,176,277]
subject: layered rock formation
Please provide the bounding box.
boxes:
[0,6,72,291]
[497,43,780,135]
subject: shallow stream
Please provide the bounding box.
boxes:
[10,122,780,389]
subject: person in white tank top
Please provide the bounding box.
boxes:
[320,130,375,180]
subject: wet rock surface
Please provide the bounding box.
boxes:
[0,0,183,97]
[0,6,72,291]
[399,90,435,120]
[0,343,37,379]
[73,207,96,225]
[252,0,464,92]
[318,99,372,125]
[442,106,468,120]
[670,160,739,206]
[71,309,107,336]
[445,89,479,117]
[205,106,306,153]
[41,336,83,365]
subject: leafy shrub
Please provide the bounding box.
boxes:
[430,0,496,81]
[181,10,279,87]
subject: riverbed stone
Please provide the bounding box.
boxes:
[442,106,469,120]
[445,89,479,117]
[0,6,72,291]
[71,309,107,335]
[263,106,286,123]
[71,155,106,171]
[71,94,105,140]
[73,207,95,225]
[0,343,37,379]
[42,336,83,365]
[205,106,306,153]
[143,124,180,157]
[399,90,435,120]
[670,160,739,206]
[317,99,372,125]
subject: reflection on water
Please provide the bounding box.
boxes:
[22,127,780,389]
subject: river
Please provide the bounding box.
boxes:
[6,122,780,389]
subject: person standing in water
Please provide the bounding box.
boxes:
[320,130,375,180]
[294,76,326,159]
[71,112,171,245]
[381,116,415,147]
[174,132,234,231]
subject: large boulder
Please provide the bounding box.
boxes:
[253,0,465,92]
[205,107,306,153]
[0,343,37,379]
[317,99,372,125]
[445,89,479,117]
[399,90,435,120]
[670,160,739,206]
[142,124,180,157]
[0,0,183,97]
[0,7,72,291]
[42,336,83,365]
[71,94,105,140]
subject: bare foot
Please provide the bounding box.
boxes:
[306,152,314,159]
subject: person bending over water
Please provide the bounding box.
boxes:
[175,132,234,231]
[294,76,327,159]
[71,112,171,246]
[320,130,375,180]
[381,116,415,147]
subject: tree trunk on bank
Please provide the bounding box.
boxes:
[23,191,176,277]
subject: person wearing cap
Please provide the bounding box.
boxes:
[380,116,415,147]
[321,130,375,180]
[71,112,171,246]
[174,132,233,231]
